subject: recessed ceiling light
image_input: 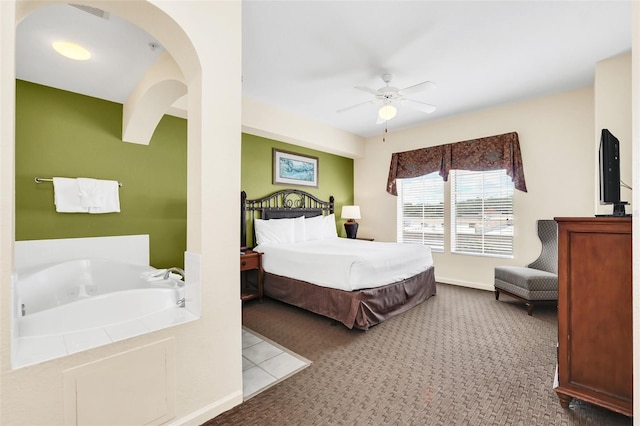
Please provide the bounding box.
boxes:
[52,41,91,61]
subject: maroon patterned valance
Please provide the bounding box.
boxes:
[387,131,527,195]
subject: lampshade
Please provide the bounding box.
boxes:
[341,205,361,220]
[378,104,397,121]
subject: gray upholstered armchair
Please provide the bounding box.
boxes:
[494,220,558,315]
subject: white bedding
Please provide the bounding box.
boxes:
[255,237,433,291]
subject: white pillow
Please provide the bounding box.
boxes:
[305,214,337,241]
[293,216,306,242]
[254,218,295,245]
[323,213,338,238]
[304,215,325,241]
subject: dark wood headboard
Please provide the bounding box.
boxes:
[241,189,335,248]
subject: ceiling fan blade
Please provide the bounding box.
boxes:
[402,98,437,114]
[354,86,381,96]
[399,80,436,96]
[336,99,376,113]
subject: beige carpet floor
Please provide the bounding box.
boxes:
[204,283,632,425]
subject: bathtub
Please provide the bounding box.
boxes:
[16,259,183,338]
[11,236,201,369]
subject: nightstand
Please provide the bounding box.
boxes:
[240,250,263,302]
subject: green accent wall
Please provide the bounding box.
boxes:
[14,81,353,264]
[15,80,187,269]
[241,133,354,242]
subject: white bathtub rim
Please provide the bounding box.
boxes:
[15,257,154,276]
[17,304,185,339]
[15,258,180,316]
[18,288,185,338]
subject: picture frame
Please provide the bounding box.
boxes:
[273,149,319,188]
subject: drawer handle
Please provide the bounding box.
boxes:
[241,261,246,267]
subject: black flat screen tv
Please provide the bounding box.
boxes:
[598,128,628,216]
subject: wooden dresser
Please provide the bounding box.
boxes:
[554,217,632,416]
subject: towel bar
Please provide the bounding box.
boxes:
[34,177,123,187]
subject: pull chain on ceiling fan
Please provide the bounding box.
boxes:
[337,73,437,124]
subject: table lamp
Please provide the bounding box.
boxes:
[341,205,361,239]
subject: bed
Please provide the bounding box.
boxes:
[241,189,436,330]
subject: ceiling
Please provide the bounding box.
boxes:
[16,1,632,139]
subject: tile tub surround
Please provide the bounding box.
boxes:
[14,307,199,368]
[11,236,202,369]
[242,327,311,400]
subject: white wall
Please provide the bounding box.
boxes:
[595,54,632,215]
[631,2,639,418]
[1,1,243,425]
[242,96,365,158]
[355,54,632,291]
[355,87,596,290]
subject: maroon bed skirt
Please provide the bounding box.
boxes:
[263,266,436,330]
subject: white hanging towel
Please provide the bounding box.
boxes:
[87,179,120,214]
[52,177,88,213]
[77,178,99,208]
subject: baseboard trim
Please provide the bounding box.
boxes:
[166,390,243,426]
[436,276,494,292]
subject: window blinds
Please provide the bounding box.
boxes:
[450,169,514,257]
[396,172,444,251]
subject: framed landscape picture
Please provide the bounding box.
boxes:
[273,149,319,187]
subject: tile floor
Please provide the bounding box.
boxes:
[242,327,311,400]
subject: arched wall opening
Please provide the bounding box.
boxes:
[15,0,205,248]
[2,1,243,423]
[11,0,202,366]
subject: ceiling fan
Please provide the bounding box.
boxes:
[337,73,437,124]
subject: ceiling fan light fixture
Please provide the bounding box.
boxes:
[52,41,91,61]
[378,104,397,121]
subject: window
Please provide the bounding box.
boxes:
[396,172,444,251]
[450,169,514,257]
[396,169,515,257]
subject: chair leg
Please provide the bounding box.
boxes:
[495,287,541,316]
